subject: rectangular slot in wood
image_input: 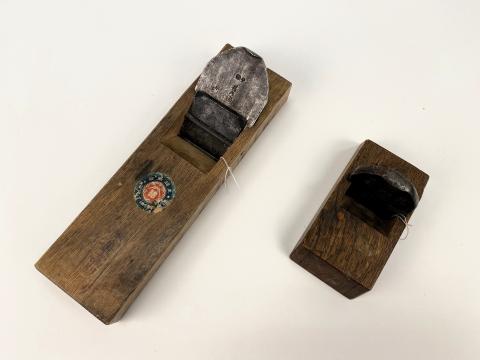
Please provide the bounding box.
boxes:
[341,194,395,237]
[162,135,217,173]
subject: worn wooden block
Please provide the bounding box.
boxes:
[35,44,291,324]
[290,140,429,298]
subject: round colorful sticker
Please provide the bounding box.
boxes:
[134,172,176,213]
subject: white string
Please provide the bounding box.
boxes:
[393,214,413,240]
[220,156,240,190]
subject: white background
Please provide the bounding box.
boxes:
[2,1,479,359]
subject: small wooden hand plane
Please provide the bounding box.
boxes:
[290,140,429,298]
[36,44,291,324]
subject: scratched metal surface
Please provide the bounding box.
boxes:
[195,46,269,127]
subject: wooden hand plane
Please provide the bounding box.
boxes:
[36,44,291,324]
[290,140,429,298]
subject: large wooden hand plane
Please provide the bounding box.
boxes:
[36,44,291,324]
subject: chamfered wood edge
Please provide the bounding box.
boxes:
[290,242,368,299]
[34,261,113,323]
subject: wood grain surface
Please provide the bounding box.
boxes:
[35,44,292,324]
[290,140,429,298]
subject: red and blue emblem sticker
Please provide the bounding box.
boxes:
[134,172,176,213]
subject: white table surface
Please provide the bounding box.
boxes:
[2,1,479,359]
